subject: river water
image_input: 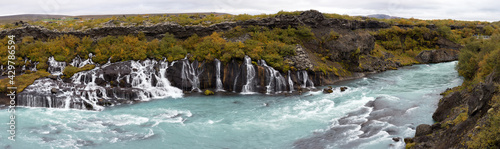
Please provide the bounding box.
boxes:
[0,61,462,149]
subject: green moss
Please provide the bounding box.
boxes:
[62,64,96,79]
[452,111,468,125]
[0,70,50,93]
[204,89,215,96]
[440,86,462,97]
[406,142,416,149]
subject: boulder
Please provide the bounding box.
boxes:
[432,91,464,122]
[415,124,432,137]
[404,137,414,143]
[323,88,333,94]
[415,49,459,63]
[51,88,59,94]
[340,87,348,92]
[48,75,58,80]
[392,137,400,142]
[204,90,214,96]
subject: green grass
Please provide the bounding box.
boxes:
[62,64,96,79]
[0,70,50,93]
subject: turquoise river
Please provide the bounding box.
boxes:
[0,61,462,149]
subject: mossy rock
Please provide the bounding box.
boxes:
[340,87,348,92]
[323,88,333,94]
[204,89,215,96]
[62,64,96,79]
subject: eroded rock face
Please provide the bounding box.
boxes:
[415,49,459,63]
[467,72,498,116]
[285,45,313,70]
[0,10,390,43]
[432,91,464,122]
[415,124,432,137]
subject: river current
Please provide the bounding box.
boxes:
[0,61,462,149]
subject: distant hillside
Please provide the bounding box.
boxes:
[367,14,401,19]
[0,14,70,24]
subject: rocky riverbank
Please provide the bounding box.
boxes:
[406,72,499,148]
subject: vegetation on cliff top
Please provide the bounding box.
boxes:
[0,24,312,72]
[457,34,500,87]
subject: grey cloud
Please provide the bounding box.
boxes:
[1,0,499,21]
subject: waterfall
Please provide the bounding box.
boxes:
[241,56,256,93]
[260,60,287,94]
[288,70,294,92]
[180,59,202,92]
[47,56,67,76]
[298,70,314,88]
[215,59,225,92]
[70,53,95,67]
[17,59,183,110]
[233,72,239,93]
[31,62,39,72]
[129,59,184,99]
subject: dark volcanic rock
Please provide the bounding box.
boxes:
[415,124,432,137]
[0,10,390,43]
[340,87,348,92]
[284,45,313,70]
[48,75,58,80]
[51,88,59,94]
[432,91,464,122]
[467,72,497,116]
[323,87,333,93]
[415,49,459,63]
[392,137,400,142]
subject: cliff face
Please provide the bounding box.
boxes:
[0,10,389,42]
[408,72,500,148]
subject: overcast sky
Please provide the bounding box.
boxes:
[2,0,499,21]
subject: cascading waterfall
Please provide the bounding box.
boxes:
[21,59,39,72]
[288,70,294,92]
[70,53,95,67]
[215,59,225,92]
[17,58,183,110]
[233,71,240,93]
[17,77,103,110]
[241,56,256,93]
[260,60,287,94]
[47,56,67,76]
[298,70,314,88]
[18,53,324,110]
[30,61,39,72]
[180,59,202,92]
[129,59,183,99]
